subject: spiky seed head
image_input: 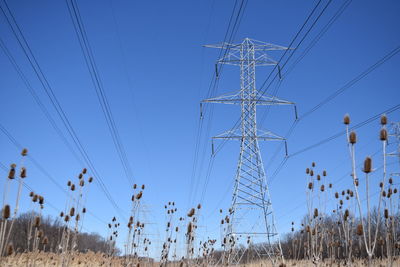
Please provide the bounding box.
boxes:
[380,129,388,141]
[88,177,93,183]
[363,157,372,173]
[136,191,143,200]
[141,184,145,190]
[38,195,44,205]
[7,243,13,256]
[317,175,321,181]
[389,178,393,184]
[2,205,10,219]
[29,191,34,197]
[329,183,332,188]
[21,148,28,156]
[20,167,27,178]
[308,182,313,190]
[384,209,389,219]
[8,165,16,179]
[76,214,80,221]
[71,184,75,191]
[34,216,41,227]
[70,207,75,217]
[38,230,43,238]
[197,204,201,209]
[78,173,83,179]
[32,194,38,202]
[357,224,363,236]
[133,184,137,189]
[349,131,357,144]
[306,168,310,174]
[394,188,398,194]
[60,211,64,217]
[175,227,179,232]
[380,182,384,188]
[355,179,359,186]
[381,114,387,125]
[343,114,350,125]
[67,181,71,186]
[188,208,195,217]
[65,215,70,222]
[82,168,87,174]
[320,185,325,192]
[310,170,314,176]
[79,180,84,187]
[323,170,327,176]
[382,190,387,197]
[312,162,316,167]
[313,208,318,218]
[82,207,86,213]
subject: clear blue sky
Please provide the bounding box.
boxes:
[0,0,399,258]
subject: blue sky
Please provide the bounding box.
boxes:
[0,0,399,258]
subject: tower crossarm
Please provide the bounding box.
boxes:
[211,128,285,141]
[202,90,295,106]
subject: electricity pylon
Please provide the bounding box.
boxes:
[202,38,296,265]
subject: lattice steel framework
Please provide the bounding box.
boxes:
[202,38,295,265]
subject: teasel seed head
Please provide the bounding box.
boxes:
[313,208,318,218]
[20,167,27,178]
[133,184,137,189]
[141,184,145,190]
[329,183,332,188]
[312,162,316,167]
[88,177,93,183]
[357,224,363,236]
[343,114,350,125]
[8,164,16,179]
[71,184,75,191]
[197,204,201,209]
[363,157,372,173]
[380,129,388,141]
[382,190,387,197]
[34,216,41,227]
[394,188,398,194]
[78,173,83,179]
[38,195,44,205]
[29,191,34,197]
[188,208,195,217]
[79,180,84,187]
[82,168,87,174]
[76,213,80,221]
[21,148,28,156]
[2,204,10,219]
[32,194,38,202]
[322,170,327,176]
[317,175,321,181]
[136,191,143,200]
[306,168,310,174]
[65,215,70,222]
[384,209,389,219]
[70,207,75,217]
[320,185,325,192]
[42,236,48,245]
[308,182,313,190]
[349,131,357,144]
[381,114,387,125]
[380,182,384,188]
[389,177,393,184]
[310,170,314,176]
[82,207,86,213]
[7,243,13,256]
[60,211,64,217]
[67,181,71,186]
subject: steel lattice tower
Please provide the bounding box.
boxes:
[202,38,295,265]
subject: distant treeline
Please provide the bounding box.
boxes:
[1,212,117,254]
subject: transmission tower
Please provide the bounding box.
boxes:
[202,38,295,265]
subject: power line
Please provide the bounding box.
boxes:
[0,0,127,221]
[65,0,135,188]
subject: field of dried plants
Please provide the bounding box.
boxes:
[0,115,399,267]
